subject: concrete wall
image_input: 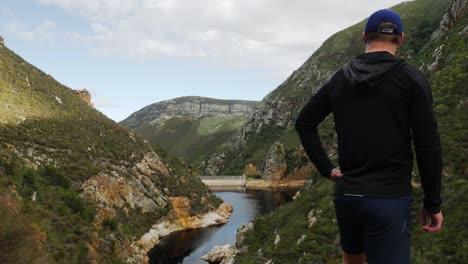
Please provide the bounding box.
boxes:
[199,175,246,186]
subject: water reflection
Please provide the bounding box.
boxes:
[148,187,297,264]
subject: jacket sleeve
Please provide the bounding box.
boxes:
[409,74,442,214]
[295,81,334,179]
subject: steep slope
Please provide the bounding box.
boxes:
[212,0,449,176]
[233,0,467,263]
[0,42,225,263]
[121,96,258,164]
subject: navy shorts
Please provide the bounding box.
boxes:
[333,194,413,264]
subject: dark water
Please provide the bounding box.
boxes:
[148,187,298,264]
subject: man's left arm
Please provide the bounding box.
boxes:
[295,82,335,179]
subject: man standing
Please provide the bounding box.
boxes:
[295,9,443,264]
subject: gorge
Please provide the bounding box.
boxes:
[0,0,466,263]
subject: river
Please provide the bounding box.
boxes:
[148,186,298,264]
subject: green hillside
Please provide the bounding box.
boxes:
[121,96,258,164]
[221,0,450,175]
[0,44,221,262]
[234,0,468,263]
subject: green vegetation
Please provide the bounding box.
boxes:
[235,0,467,263]
[0,191,46,263]
[0,39,223,262]
[152,145,223,215]
[136,115,246,165]
[0,148,94,262]
[197,115,246,136]
[221,0,448,175]
[120,96,258,167]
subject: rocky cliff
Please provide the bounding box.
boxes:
[120,96,259,165]
[121,96,257,128]
[233,0,468,263]
[0,45,228,263]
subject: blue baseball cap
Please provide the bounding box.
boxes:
[364,9,403,34]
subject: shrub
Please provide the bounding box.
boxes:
[0,196,45,263]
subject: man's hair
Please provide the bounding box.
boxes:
[365,22,401,44]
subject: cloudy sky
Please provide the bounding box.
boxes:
[1,0,408,121]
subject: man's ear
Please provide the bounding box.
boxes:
[397,32,405,47]
[362,32,367,43]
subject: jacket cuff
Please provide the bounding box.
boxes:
[423,197,441,214]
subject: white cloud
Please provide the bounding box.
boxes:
[37,0,409,79]
[4,20,56,42]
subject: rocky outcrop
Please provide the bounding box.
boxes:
[81,152,168,213]
[121,96,258,128]
[263,142,287,181]
[201,245,236,264]
[243,163,258,176]
[441,0,468,30]
[201,221,254,264]
[126,202,233,263]
[245,180,306,190]
[432,0,468,40]
[424,0,468,74]
[0,36,4,46]
[236,221,254,253]
[204,153,226,176]
[74,89,93,106]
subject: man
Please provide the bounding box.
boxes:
[295,9,443,264]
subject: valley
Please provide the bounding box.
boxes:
[0,0,466,263]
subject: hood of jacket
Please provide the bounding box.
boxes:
[343,51,406,89]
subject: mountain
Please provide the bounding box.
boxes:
[0,42,228,262]
[228,0,468,263]
[121,96,258,165]
[212,0,457,177]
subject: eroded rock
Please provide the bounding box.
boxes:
[263,142,286,181]
[201,244,236,264]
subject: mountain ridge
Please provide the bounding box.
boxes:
[120,96,259,164]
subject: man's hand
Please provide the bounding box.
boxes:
[330,168,344,182]
[421,208,443,232]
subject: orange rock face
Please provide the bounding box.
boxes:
[244,163,258,176]
[74,89,93,106]
[168,197,191,226]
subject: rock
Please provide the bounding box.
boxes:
[263,142,287,181]
[432,0,468,39]
[308,209,322,228]
[31,191,37,202]
[245,179,306,190]
[201,244,236,264]
[74,89,93,106]
[81,172,166,214]
[274,233,281,248]
[443,0,468,29]
[244,163,258,176]
[236,221,254,252]
[205,153,226,176]
[0,35,4,46]
[125,202,234,263]
[460,25,468,36]
[293,191,301,200]
[121,96,258,128]
[296,234,306,245]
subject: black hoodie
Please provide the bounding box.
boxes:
[295,51,442,213]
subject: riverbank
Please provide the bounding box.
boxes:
[124,201,233,264]
[245,179,306,190]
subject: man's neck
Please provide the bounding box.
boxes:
[365,42,397,55]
